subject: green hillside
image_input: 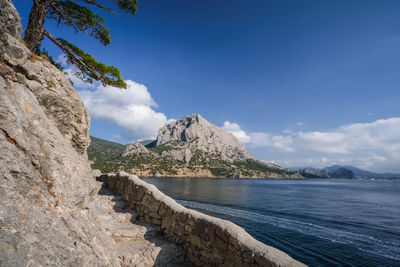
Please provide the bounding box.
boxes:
[88,136,126,172]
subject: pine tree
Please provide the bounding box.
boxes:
[24,0,139,88]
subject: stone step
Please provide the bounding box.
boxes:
[91,181,189,267]
[111,225,148,239]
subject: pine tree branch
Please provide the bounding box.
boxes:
[48,1,111,45]
[43,29,126,88]
[43,29,101,81]
[83,0,115,13]
[50,2,101,40]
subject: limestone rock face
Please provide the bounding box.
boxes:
[0,14,90,155]
[0,53,113,267]
[0,2,109,263]
[23,57,91,155]
[0,11,92,208]
[156,114,253,162]
[0,30,31,66]
[0,0,22,37]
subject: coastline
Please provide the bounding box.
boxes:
[124,168,304,179]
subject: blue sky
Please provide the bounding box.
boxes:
[14,0,400,172]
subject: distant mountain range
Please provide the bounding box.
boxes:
[88,114,302,178]
[324,165,400,179]
[297,165,400,179]
[298,167,355,179]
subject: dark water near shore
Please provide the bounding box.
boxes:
[143,177,400,266]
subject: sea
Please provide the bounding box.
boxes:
[142,177,400,267]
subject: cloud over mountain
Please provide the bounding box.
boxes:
[78,80,169,141]
[221,121,251,143]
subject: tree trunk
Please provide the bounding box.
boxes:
[24,0,52,52]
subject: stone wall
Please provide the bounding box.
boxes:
[98,172,306,267]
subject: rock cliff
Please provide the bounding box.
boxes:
[0,0,92,210]
[0,1,186,265]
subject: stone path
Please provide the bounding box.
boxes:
[93,181,190,267]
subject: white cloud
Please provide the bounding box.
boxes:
[60,55,170,142]
[221,121,251,143]
[79,80,169,141]
[295,118,400,155]
[247,132,295,152]
[224,118,400,173]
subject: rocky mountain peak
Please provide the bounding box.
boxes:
[156,113,209,145]
[154,113,253,162]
